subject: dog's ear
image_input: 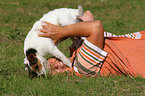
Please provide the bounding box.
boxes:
[28,53,38,64]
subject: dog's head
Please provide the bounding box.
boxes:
[24,48,46,78]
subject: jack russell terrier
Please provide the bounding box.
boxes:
[24,6,83,78]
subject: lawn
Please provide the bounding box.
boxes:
[0,0,145,95]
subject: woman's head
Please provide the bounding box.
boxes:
[48,58,72,75]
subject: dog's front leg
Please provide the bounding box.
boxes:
[49,45,72,68]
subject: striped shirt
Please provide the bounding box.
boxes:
[72,31,143,76]
[104,31,142,39]
[73,39,108,76]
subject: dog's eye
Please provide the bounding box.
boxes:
[35,65,39,69]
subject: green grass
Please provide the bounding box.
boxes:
[0,0,145,95]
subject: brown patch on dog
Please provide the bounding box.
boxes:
[27,53,43,72]
[26,48,44,78]
[28,53,37,64]
[28,53,43,78]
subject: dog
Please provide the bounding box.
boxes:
[24,6,83,78]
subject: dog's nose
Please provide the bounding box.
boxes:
[35,65,39,69]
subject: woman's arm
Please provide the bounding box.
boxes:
[39,10,104,49]
[38,10,95,44]
[39,20,104,49]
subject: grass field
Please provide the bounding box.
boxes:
[0,0,145,95]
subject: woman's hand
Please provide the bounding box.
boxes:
[38,21,67,44]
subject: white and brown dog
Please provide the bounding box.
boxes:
[24,6,83,78]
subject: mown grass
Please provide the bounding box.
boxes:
[0,0,145,95]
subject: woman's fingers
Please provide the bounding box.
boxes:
[38,33,44,37]
[42,21,51,25]
[38,31,49,37]
[38,34,46,37]
[38,29,47,33]
[42,25,49,29]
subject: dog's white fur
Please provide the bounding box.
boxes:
[24,6,83,76]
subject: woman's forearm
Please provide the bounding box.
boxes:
[39,20,104,49]
[63,21,99,38]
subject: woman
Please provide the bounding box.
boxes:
[39,11,145,78]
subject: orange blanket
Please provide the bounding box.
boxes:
[100,31,145,78]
